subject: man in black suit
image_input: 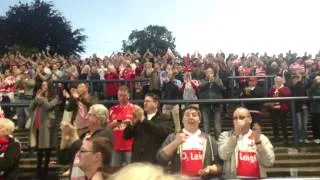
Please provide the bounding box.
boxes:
[124,93,174,163]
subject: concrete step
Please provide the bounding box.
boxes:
[273,159,320,168]
[266,167,320,177]
[275,152,320,160]
[275,147,320,153]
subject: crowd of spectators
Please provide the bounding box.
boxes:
[0,49,320,179]
[1,50,320,137]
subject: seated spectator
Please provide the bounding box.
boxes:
[0,118,21,179]
[157,106,222,179]
[77,137,113,180]
[218,107,275,179]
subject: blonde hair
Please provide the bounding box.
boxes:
[90,104,108,125]
[0,118,15,135]
[108,163,187,180]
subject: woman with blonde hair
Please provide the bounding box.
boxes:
[0,118,21,179]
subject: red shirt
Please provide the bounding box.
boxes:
[120,67,135,88]
[104,71,119,97]
[109,103,134,151]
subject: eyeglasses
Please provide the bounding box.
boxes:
[78,150,96,154]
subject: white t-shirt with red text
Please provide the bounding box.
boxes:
[236,130,260,178]
[180,129,205,177]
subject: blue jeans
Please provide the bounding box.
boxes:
[16,97,31,128]
[297,109,308,140]
[111,151,131,167]
[201,105,221,137]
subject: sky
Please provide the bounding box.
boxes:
[1,0,320,58]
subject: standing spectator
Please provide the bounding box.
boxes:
[104,65,119,100]
[108,86,134,168]
[141,62,153,95]
[51,63,63,81]
[0,69,16,118]
[58,104,114,180]
[33,64,51,97]
[120,60,135,95]
[254,60,266,86]
[191,63,205,81]
[79,65,90,80]
[162,71,181,132]
[124,94,174,163]
[309,76,320,144]
[268,76,292,143]
[290,74,309,143]
[156,106,222,179]
[240,77,264,124]
[29,81,59,179]
[199,67,224,136]
[180,72,199,109]
[64,83,97,136]
[289,57,305,75]
[15,70,35,129]
[0,118,21,180]
[90,66,102,98]
[218,107,275,179]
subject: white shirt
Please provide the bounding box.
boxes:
[147,112,156,121]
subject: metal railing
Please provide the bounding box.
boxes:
[2,96,320,149]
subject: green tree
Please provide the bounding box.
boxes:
[0,0,87,56]
[122,25,176,56]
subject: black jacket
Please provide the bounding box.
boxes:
[0,137,20,180]
[162,80,181,100]
[290,81,307,112]
[124,112,174,163]
[240,86,264,111]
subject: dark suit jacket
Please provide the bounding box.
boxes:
[240,85,264,111]
[124,111,174,163]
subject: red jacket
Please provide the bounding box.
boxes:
[120,67,135,89]
[268,86,292,112]
[104,71,119,97]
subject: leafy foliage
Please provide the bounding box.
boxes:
[0,0,87,56]
[122,25,176,56]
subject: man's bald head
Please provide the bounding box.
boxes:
[233,107,252,130]
[233,107,251,118]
